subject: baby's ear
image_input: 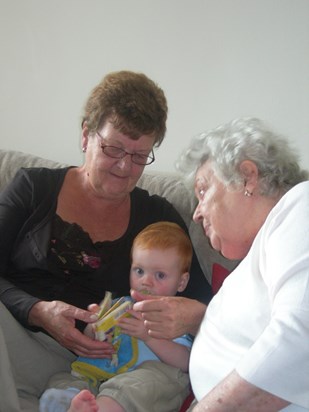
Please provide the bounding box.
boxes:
[177,272,190,292]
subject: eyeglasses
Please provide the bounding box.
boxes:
[97,133,155,166]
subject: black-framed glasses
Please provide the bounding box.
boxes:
[97,133,155,165]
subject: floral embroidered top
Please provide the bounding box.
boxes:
[49,214,107,275]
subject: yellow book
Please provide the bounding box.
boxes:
[94,293,133,341]
[96,291,113,318]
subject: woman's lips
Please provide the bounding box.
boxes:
[111,172,129,180]
[203,223,211,237]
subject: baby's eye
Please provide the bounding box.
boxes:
[155,272,166,280]
[133,267,144,276]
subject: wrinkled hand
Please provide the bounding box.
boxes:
[131,289,207,339]
[117,309,150,341]
[28,300,114,358]
[83,303,101,338]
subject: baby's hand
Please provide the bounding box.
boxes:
[117,310,150,341]
[83,323,95,338]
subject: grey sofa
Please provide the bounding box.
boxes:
[0,149,238,289]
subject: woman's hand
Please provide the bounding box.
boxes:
[83,303,101,338]
[28,300,115,358]
[131,289,207,339]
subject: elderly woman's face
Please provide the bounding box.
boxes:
[193,161,253,260]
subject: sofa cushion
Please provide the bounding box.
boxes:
[0,149,65,189]
[137,171,195,228]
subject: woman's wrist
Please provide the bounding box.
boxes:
[187,299,207,335]
[28,300,48,327]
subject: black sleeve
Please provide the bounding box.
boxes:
[0,169,41,324]
[0,168,66,327]
[0,169,37,276]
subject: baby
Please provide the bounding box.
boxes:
[40,221,193,412]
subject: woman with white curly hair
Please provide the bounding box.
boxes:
[135,117,309,411]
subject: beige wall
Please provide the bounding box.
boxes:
[0,0,308,172]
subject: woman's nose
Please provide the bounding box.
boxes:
[193,203,203,223]
[117,155,132,170]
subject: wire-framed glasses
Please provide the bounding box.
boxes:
[97,133,155,165]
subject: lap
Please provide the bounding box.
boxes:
[98,360,191,412]
[0,301,75,412]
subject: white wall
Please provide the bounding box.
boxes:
[1,0,308,172]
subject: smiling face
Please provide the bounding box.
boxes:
[193,161,256,260]
[81,121,155,200]
[130,246,189,297]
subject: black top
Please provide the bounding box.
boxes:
[0,167,212,331]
